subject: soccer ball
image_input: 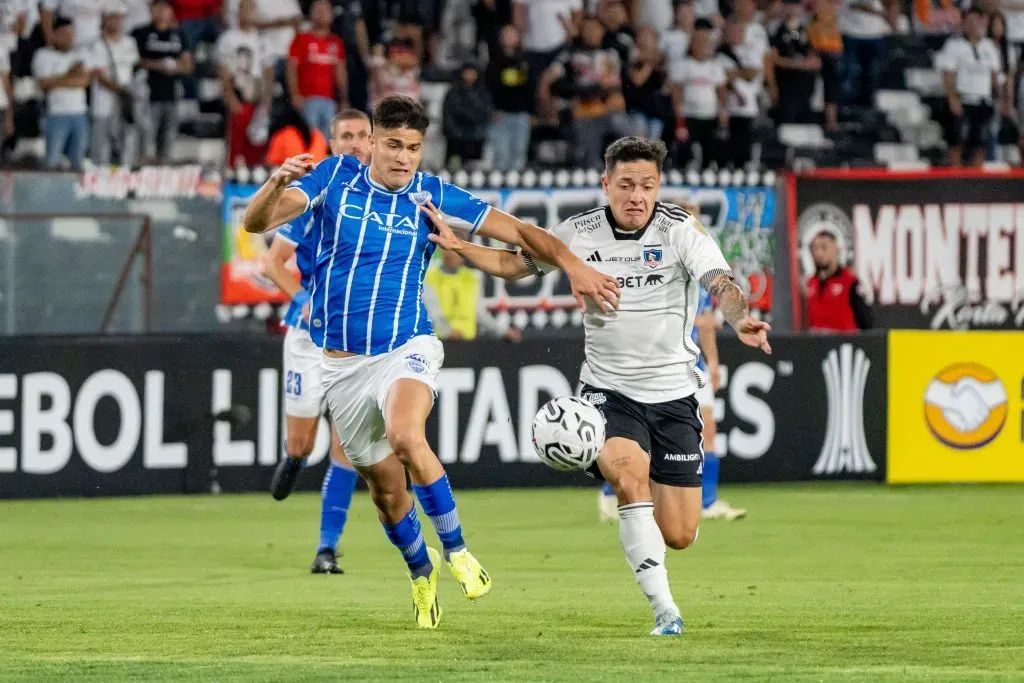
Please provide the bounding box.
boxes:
[532,396,606,471]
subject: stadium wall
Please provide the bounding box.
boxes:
[0,333,893,499]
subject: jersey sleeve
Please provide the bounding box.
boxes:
[287,155,356,213]
[674,215,732,286]
[436,180,491,234]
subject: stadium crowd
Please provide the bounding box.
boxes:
[0,0,1022,170]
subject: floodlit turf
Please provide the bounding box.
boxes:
[2,484,1023,682]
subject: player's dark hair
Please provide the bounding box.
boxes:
[372,96,430,134]
[603,136,668,174]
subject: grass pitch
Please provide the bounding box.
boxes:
[1,484,1022,682]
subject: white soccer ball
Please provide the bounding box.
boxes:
[532,396,605,471]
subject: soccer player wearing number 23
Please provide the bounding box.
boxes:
[241,96,620,629]
[427,137,771,635]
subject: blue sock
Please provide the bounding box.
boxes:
[412,475,465,560]
[382,504,432,578]
[702,452,720,509]
[601,481,614,496]
[318,462,358,552]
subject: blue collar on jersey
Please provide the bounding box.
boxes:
[363,166,417,195]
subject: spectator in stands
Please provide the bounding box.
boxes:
[40,0,101,47]
[253,0,302,78]
[218,0,273,166]
[839,0,888,108]
[288,0,347,139]
[767,0,819,125]
[809,0,842,131]
[540,15,629,169]
[266,103,329,164]
[513,0,584,81]
[989,12,1019,157]
[938,6,1008,166]
[805,230,872,333]
[625,25,669,141]
[1,2,25,60]
[486,24,532,171]
[1001,0,1024,68]
[442,62,492,168]
[368,38,420,109]
[0,37,12,158]
[597,0,635,64]
[135,0,192,164]
[33,16,89,170]
[717,22,765,166]
[320,0,372,115]
[639,0,676,33]
[87,3,139,167]
[693,0,723,26]
[670,18,727,167]
[172,0,221,49]
[423,250,523,343]
[661,0,695,66]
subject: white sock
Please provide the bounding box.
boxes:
[618,502,679,622]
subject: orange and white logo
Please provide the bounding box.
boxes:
[924,364,1008,449]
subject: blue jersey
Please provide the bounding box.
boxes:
[275,212,316,331]
[692,287,713,372]
[289,155,491,355]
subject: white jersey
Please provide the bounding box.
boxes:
[533,202,732,403]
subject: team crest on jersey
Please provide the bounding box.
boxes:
[409,191,432,206]
[642,248,663,269]
[406,354,428,373]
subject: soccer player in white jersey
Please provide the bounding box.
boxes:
[262,109,372,575]
[241,95,619,629]
[424,136,770,635]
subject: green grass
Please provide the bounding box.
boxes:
[2,484,1023,682]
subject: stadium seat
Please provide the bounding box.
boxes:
[874,90,922,116]
[874,143,921,165]
[904,68,945,97]
[777,124,832,150]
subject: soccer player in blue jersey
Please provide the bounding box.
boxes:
[242,95,619,629]
[262,109,373,575]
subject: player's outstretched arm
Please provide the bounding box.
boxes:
[424,205,534,280]
[468,208,620,312]
[242,154,314,234]
[705,272,772,355]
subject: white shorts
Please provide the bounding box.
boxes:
[283,326,325,418]
[694,369,714,408]
[321,334,444,468]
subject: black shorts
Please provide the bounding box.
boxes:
[946,103,994,151]
[580,383,704,488]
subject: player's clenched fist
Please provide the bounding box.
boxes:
[272,153,315,187]
[566,263,620,314]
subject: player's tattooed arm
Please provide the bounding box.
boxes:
[704,271,773,355]
[704,271,746,328]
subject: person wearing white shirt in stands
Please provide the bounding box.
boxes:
[513,0,585,77]
[1001,0,1024,63]
[40,0,102,47]
[33,16,90,169]
[670,18,728,168]
[253,0,301,76]
[87,3,139,166]
[661,0,695,66]
[716,0,767,168]
[937,6,1010,167]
